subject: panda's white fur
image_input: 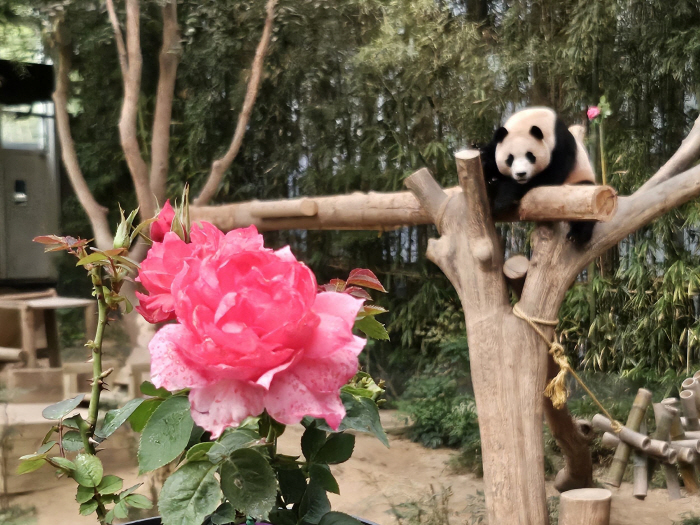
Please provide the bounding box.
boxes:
[494,107,595,185]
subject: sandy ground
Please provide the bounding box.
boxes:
[8,411,700,525]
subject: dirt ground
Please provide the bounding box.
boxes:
[8,411,700,525]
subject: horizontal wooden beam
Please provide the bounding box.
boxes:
[190,182,618,233]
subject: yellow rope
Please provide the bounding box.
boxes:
[512,303,622,433]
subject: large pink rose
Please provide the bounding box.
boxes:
[138,224,365,437]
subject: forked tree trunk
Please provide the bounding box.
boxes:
[403,120,700,521]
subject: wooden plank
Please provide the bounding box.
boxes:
[43,309,61,368]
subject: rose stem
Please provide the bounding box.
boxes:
[77,264,108,456]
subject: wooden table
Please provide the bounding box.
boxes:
[0,292,95,368]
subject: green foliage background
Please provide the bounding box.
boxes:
[4,0,700,390]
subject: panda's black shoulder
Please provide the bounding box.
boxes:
[477,140,501,184]
[537,117,578,185]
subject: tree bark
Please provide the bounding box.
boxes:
[112,0,155,221]
[52,25,113,250]
[190,184,616,232]
[193,0,278,206]
[149,0,180,205]
[406,152,550,524]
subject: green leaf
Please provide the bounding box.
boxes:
[42,395,84,420]
[220,448,276,519]
[186,442,215,462]
[140,381,172,398]
[309,464,340,494]
[73,454,103,487]
[50,456,76,472]
[76,485,94,504]
[97,399,144,439]
[113,500,129,519]
[124,494,153,509]
[119,483,143,500]
[318,512,363,525]
[63,415,81,429]
[301,425,326,461]
[354,316,389,340]
[79,500,98,516]
[299,481,331,525]
[207,429,260,464]
[210,502,238,525]
[76,252,109,266]
[138,395,194,474]
[158,462,221,525]
[104,509,115,524]
[310,393,389,447]
[38,441,57,454]
[129,398,162,433]
[17,456,46,475]
[314,433,355,465]
[277,467,307,505]
[62,430,84,452]
[97,475,123,495]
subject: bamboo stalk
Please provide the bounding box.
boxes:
[600,389,652,487]
[653,403,682,500]
[592,415,650,451]
[633,420,648,500]
[680,390,700,431]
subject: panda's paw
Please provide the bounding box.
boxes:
[567,221,595,246]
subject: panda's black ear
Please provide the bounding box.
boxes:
[493,127,508,143]
[530,126,544,140]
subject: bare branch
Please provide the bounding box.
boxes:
[638,114,700,192]
[193,0,278,206]
[105,0,128,76]
[117,0,154,221]
[52,29,113,250]
[149,0,181,205]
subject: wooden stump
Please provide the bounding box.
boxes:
[559,489,612,525]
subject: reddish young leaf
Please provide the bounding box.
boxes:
[346,269,387,292]
[33,235,66,245]
[319,279,346,293]
[344,287,372,300]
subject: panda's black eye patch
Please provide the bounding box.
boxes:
[506,154,514,167]
[526,152,536,163]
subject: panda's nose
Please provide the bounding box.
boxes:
[515,172,527,179]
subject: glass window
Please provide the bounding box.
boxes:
[1,103,51,150]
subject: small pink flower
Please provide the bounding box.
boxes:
[137,224,365,437]
[587,106,601,121]
[150,201,176,244]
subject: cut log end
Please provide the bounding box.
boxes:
[455,149,481,161]
[559,488,612,525]
[503,254,529,280]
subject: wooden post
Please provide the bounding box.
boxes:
[504,255,529,297]
[44,309,61,368]
[559,489,611,525]
[20,306,37,368]
[604,388,652,487]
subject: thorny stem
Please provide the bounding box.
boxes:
[87,266,108,435]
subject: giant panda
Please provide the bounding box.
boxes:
[480,107,597,245]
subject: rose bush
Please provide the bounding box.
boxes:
[27,197,389,525]
[137,221,366,437]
